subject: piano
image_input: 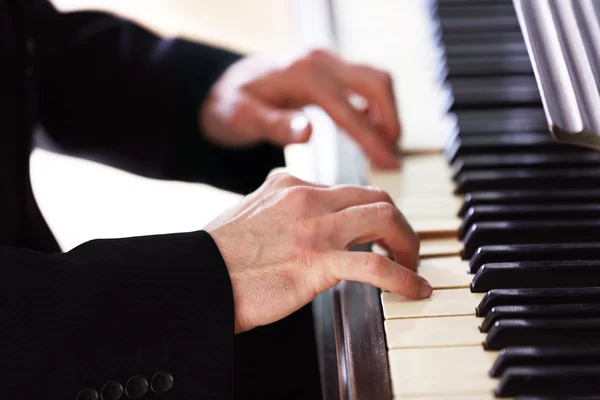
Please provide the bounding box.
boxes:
[293,0,600,398]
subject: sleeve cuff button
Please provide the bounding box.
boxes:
[151,371,174,394]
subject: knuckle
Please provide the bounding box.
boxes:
[291,56,318,74]
[364,253,386,277]
[284,186,316,206]
[396,268,412,290]
[290,49,330,74]
[366,186,394,204]
[306,48,330,61]
[267,172,299,188]
[377,70,393,86]
[374,201,398,222]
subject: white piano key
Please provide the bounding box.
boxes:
[418,257,473,289]
[420,237,463,258]
[369,153,456,200]
[388,346,498,397]
[385,315,485,348]
[382,288,484,319]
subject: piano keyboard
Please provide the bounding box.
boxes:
[371,0,600,398]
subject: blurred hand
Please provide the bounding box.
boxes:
[199,49,401,169]
[204,173,430,334]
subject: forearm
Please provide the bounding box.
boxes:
[33,1,284,193]
[0,230,234,398]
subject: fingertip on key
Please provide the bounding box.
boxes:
[419,278,433,298]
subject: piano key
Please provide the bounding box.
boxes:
[436,4,519,34]
[458,189,600,217]
[480,304,600,332]
[459,204,600,239]
[388,346,498,397]
[448,76,541,109]
[452,152,600,180]
[420,237,463,257]
[412,218,460,238]
[446,134,583,162]
[489,346,600,377]
[495,366,600,397]
[451,107,548,135]
[476,287,600,317]
[369,153,454,200]
[469,243,600,273]
[446,53,533,76]
[471,260,600,292]
[455,169,600,193]
[484,318,600,350]
[385,315,484,349]
[382,288,483,319]
[442,31,528,58]
[397,197,462,226]
[462,220,600,259]
[417,256,472,289]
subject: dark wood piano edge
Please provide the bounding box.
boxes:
[312,243,393,400]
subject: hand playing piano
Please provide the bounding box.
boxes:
[200,49,401,169]
[205,173,431,334]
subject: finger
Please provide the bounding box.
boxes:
[249,100,313,145]
[329,202,419,271]
[296,66,399,169]
[374,238,418,273]
[341,65,401,145]
[326,250,431,299]
[313,185,394,212]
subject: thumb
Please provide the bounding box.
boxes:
[261,108,313,145]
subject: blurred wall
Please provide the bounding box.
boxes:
[50,0,293,53]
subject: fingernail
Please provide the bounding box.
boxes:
[420,279,433,298]
[290,113,310,141]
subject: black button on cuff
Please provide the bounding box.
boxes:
[125,375,149,399]
[76,387,99,400]
[101,380,124,400]
[151,371,174,394]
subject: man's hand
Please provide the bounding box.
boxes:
[204,173,431,334]
[199,49,401,169]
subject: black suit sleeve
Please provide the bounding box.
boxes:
[0,230,234,399]
[31,1,284,194]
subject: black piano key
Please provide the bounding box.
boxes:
[495,366,600,397]
[489,346,600,377]
[484,318,600,350]
[445,134,577,162]
[463,220,600,259]
[476,287,600,317]
[446,53,533,76]
[458,190,600,217]
[452,152,600,180]
[455,169,600,194]
[437,4,519,34]
[469,243,600,273]
[449,76,541,109]
[471,260,600,292]
[459,204,600,239]
[442,31,528,58]
[481,304,600,333]
[452,107,548,136]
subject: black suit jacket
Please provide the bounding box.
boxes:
[1,0,321,398]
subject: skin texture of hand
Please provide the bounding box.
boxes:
[199,49,401,169]
[204,173,431,334]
